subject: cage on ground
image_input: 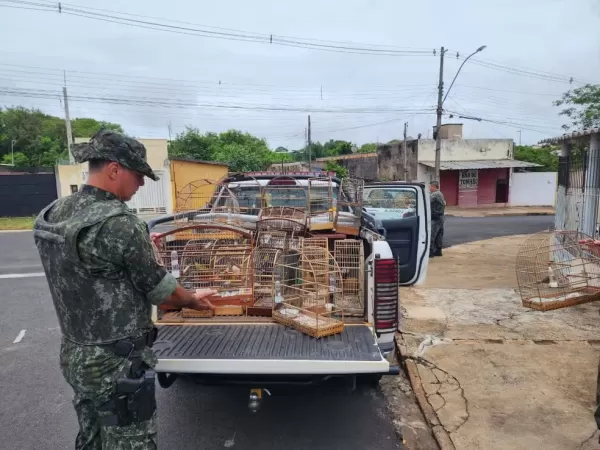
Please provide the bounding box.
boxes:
[516,229,600,311]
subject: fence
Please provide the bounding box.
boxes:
[125,169,169,215]
[555,150,600,238]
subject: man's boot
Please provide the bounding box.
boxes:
[433,249,442,257]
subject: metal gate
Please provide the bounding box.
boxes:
[126,170,168,215]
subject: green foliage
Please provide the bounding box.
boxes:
[0,106,123,167]
[359,143,377,153]
[514,145,559,172]
[554,84,600,131]
[324,161,348,179]
[168,127,292,172]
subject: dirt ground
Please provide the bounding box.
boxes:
[399,234,600,450]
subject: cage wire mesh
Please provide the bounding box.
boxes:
[251,246,284,309]
[255,218,307,251]
[516,229,600,311]
[334,239,365,315]
[272,246,345,338]
[334,177,364,236]
[153,224,255,317]
[174,179,242,227]
[258,206,307,226]
[308,177,335,231]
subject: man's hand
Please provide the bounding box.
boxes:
[188,288,218,311]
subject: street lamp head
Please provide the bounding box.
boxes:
[476,45,487,52]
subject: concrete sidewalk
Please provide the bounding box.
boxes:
[399,234,600,450]
[445,206,555,218]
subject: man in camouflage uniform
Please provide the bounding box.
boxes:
[429,180,446,257]
[33,130,216,449]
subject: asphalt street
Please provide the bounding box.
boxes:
[0,215,554,449]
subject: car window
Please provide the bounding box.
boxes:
[363,188,417,209]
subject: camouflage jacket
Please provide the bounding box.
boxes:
[430,190,446,220]
[33,185,177,345]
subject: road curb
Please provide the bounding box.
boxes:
[395,333,456,450]
[0,229,31,233]
[446,212,554,218]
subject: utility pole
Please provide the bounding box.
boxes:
[517,130,522,146]
[434,46,446,182]
[307,114,312,170]
[63,71,74,164]
[403,122,408,181]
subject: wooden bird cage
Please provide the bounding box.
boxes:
[255,217,307,251]
[174,179,242,227]
[153,224,255,316]
[272,247,345,338]
[308,177,335,231]
[258,206,307,226]
[248,246,284,316]
[516,230,600,311]
[334,177,364,236]
[334,239,365,316]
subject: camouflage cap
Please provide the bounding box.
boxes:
[72,130,159,181]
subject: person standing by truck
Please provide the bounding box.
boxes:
[33,130,216,449]
[429,180,446,257]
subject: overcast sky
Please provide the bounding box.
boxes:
[0,0,599,149]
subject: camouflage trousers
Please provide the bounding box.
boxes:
[430,217,444,255]
[60,337,158,450]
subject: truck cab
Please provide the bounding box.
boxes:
[147,173,430,408]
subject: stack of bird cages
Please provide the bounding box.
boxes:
[272,247,345,338]
[152,224,255,317]
[307,177,335,231]
[334,177,364,236]
[334,239,365,315]
[516,229,600,311]
[258,206,307,226]
[247,246,284,316]
[255,218,307,251]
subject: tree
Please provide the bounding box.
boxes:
[359,143,377,153]
[324,161,348,178]
[514,145,559,172]
[1,151,29,167]
[0,106,124,167]
[554,84,600,131]
[168,128,289,172]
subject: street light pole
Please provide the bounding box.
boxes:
[434,45,487,182]
[10,139,16,166]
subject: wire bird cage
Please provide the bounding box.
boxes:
[272,246,345,338]
[334,177,364,236]
[308,177,335,231]
[516,230,600,311]
[334,239,365,315]
[255,217,307,251]
[174,179,244,226]
[153,224,255,317]
[247,246,284,316]
[258,206,307,226]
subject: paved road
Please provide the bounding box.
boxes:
[442,215,554,248]
[0,216,553,449]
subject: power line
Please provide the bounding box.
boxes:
[0,0,435,56]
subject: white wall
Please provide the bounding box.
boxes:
[417,163,433,183]
[418,139,513,162]
[509,172,557,206]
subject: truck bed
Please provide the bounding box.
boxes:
[154,323,390,375]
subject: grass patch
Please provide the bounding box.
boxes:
[0,216,35,230]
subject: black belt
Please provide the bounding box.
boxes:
[106,327,158,359]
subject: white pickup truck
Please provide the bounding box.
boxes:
[147,173,430,411]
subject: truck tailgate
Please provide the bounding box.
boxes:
[154,324,390,375]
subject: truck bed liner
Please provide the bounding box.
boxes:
[154,324,382,362]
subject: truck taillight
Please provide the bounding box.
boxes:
[374,259,399,333]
